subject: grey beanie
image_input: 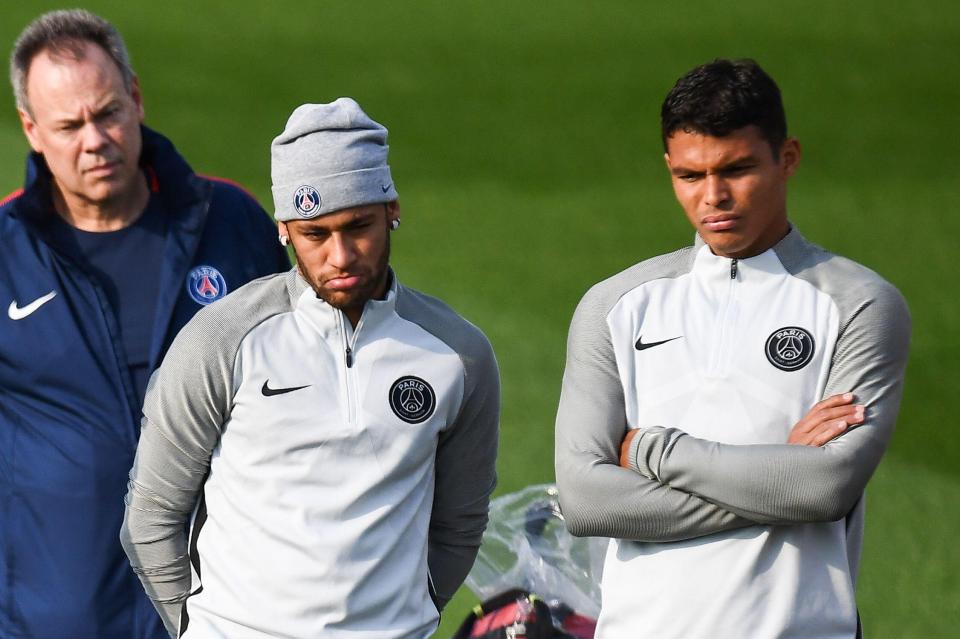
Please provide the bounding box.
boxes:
[271,98,397,221]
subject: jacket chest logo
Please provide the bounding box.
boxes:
[765,326,815,371]
[186,265,228,305]
[389,376,436,424]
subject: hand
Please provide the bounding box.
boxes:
[620,428,641,468]
[788,393,865,447]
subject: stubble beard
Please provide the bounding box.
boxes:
[297,232,392,315]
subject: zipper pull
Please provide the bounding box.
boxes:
[730,258,738,280]
[345,346,353,368]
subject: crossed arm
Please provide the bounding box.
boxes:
[555,283,910,541]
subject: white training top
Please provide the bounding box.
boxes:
[122,269,500,639]
[556,229,910,638]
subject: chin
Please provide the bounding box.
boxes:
[704,236,751,258]
[318,288,364,310]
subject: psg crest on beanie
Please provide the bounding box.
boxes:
[186,265,228,305]
[389,376,436,424]
[765,326,815,371]
[293,185,322,217]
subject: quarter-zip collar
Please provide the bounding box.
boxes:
[290,267,400,342]
[692,225,808,261]
[691,226,805,293]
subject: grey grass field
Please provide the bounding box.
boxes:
[2,1,957,636]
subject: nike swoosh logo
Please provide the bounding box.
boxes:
[635,335,683,351]
[261,380,310,396]
[8,291,57,320]
[381,184,392,193]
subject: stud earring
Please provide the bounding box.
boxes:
[389,219,400,230]
[279,235,289,246]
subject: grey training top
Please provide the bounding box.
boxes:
[555,228,910,636]
[121,268,500,638]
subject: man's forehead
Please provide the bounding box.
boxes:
[666,126,767,164]
[25,43,127,116]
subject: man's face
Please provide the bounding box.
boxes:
[664,125,800,259]
[18,40,144,208]
[280,202,398,323]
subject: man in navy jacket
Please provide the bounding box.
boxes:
[1,10,289,638]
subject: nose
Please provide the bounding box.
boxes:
[327,233,357,269]
[703,174,731,208]
[79,121,110,153]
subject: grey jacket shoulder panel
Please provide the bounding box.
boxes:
[774,230,910,336]
[580,245,697,316]
[394,283,498,399]
[394,282,501,606]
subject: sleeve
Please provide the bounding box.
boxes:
[427,334,500,610]
[628,283,911,524]
[119,309,237,637]
[555,288,757,542]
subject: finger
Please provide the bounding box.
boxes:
[791,418,848,446]
[816,404,865,425]
[794,403,864,436]
[790,407,861,444]
[811,419,850,446]
[812,392,855,411]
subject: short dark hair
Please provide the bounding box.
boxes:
[10,9,134,115]
[660,58,787,154]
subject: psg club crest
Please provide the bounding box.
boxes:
[765,326,815,371]
[293,185,322,217]
[389,376,437,424]
[186,265,228,306]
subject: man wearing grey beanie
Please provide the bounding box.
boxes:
[121,98,501,638]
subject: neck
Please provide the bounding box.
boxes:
[344,269,393,328]
[52,172,150,232]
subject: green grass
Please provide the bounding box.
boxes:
[1,1,957,636]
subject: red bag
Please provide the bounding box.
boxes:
[453,589,597,639]
[453,589,559,639]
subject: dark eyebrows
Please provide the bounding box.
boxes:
[670,152,760,177]
[298,210,378,234]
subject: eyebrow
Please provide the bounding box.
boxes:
[50,98,121,127]
[670,153,760,175]
[301,211,378,232]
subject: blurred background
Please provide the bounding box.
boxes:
[2,1,956,635]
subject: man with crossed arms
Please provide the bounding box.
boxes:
[556,59,910,637]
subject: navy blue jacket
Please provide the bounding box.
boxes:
[0,127,289,638]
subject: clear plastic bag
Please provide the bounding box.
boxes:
[465,484,607,619]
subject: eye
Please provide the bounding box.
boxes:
[98,106,121,123]
[343,219,375,234]
[723,164,754,176]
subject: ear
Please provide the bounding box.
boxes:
[131,75,145,122]
[385,200,400,224]
[663,152,674,171]
[18,108,42,153]
[277,220,289,237]
[780,138,801,178]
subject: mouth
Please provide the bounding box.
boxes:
[701,214,739,232]
[323,274,364,291]
[84,160,120,177]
